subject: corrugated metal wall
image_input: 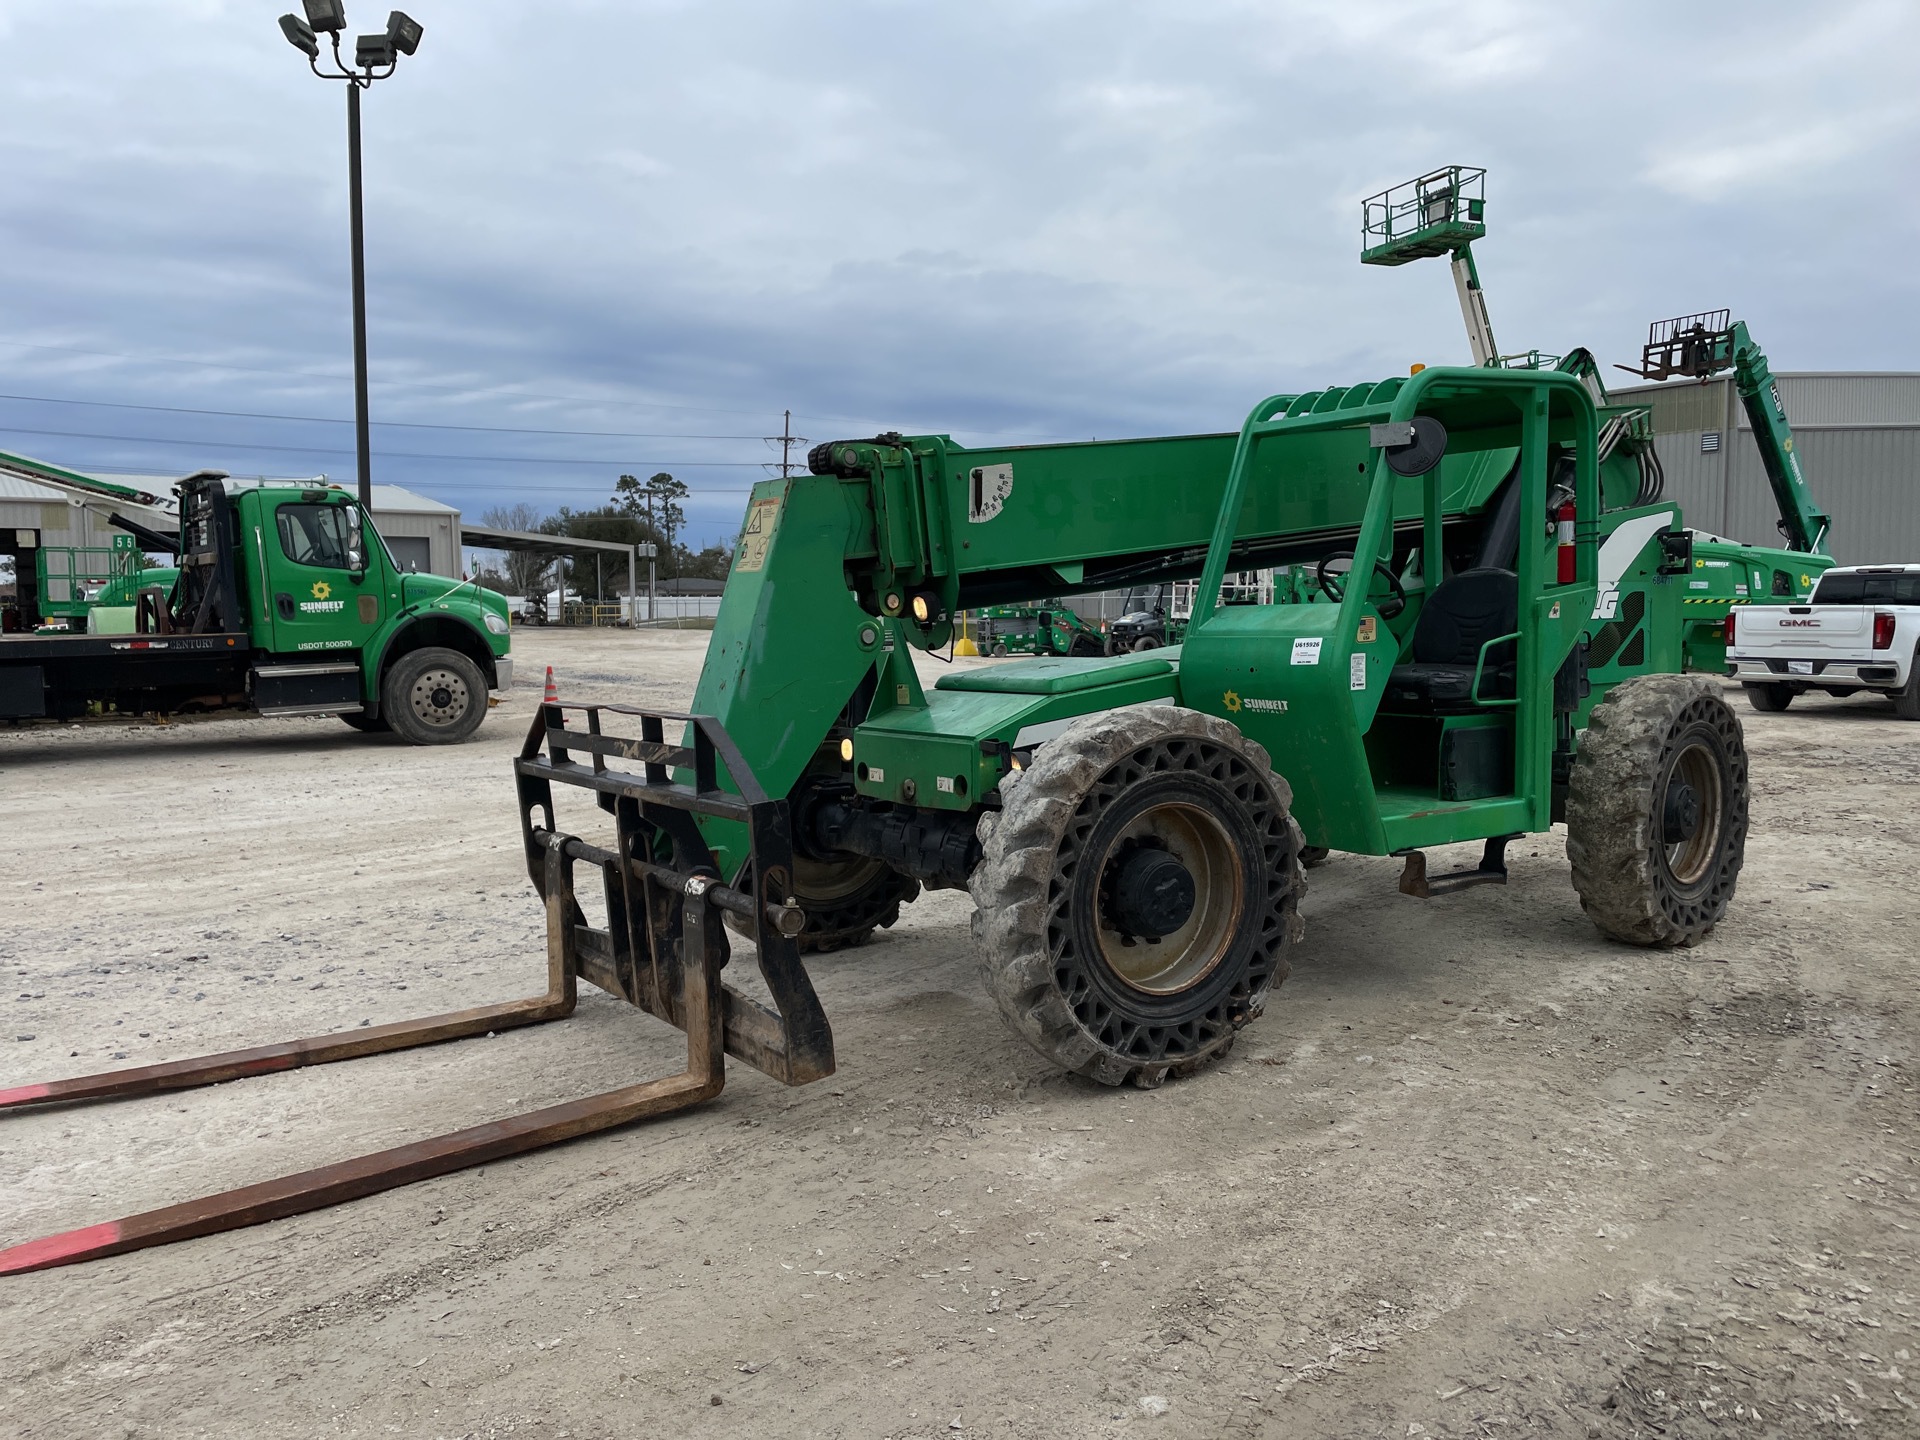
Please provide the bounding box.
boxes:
[1614,373,1919,565]
[371,511,459,575]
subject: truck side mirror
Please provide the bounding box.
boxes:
[346,505,368,573]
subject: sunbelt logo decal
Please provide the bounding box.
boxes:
[300,578,345,614]
[1223,690,1288,715]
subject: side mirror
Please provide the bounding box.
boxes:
[346,506,368,573]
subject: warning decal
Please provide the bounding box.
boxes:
[735,497,783,572]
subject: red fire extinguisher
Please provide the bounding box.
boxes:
[1555,499,1577,584]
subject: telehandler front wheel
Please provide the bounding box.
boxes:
[970,705,1303,1088]
[1567,674,1749,948]
[382,646,487,745]
[787,854,919,954]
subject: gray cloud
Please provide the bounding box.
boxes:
[0,0,1913,545]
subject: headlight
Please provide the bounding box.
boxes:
[484,612,509,635]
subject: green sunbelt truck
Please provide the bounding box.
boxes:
[0,470,512,743]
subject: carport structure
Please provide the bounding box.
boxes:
[461,522,658,622]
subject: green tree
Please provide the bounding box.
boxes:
[613,472,689,576]
[538,506,654,602]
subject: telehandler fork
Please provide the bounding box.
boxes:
[0,701,832,1274]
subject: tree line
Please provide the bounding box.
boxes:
[472,472,733,602]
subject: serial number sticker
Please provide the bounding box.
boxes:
[1788,660,1814,675]
[1350,651,1367,691]
[866,766,886,783]
[734,496,783,572]
[1291,637,1322,666]
[936,776,955,794]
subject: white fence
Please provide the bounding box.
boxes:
[500,593,723,625]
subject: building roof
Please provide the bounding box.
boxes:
[462,523,654,559]
[89,471,459,516]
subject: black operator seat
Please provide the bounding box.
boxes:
[1383,567,1519,713]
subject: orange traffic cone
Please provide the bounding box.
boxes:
[543,666,558,703]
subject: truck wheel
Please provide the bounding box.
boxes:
[1132,635,1163,652]
[1744,683,1793,713]
[382,647,487,745]
[1568,674,1748,948]
[1895,651,1920,720]
[340,711,390,734]
[970,705,1304,1088]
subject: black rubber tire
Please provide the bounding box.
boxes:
[381,646,488,746]
[1895,650,1920,720]
[1132,635,1163,652]
[1744,683,1793,713]
[789,857,920,954]
[970,704,1304,1088]
[1568,674,1749,948]
[991,643,1009,658]
[339,711,390,734]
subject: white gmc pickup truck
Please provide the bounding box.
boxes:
[1728,564,1920,717]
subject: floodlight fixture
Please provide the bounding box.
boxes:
[386,11,423,56]
[303,0,347,33]
[278,13,320,57]
[355,31,396,68]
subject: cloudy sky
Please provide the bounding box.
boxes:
[1,0,1914,549]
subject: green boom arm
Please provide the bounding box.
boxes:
[1727,322,1829,554]
[1622,314,1830,555]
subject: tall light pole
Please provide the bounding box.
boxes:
[278,4,424,511]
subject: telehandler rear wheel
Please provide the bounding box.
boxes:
[970,705,1303,1088]
[1568,674,1748,948]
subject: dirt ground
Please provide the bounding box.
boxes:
[2,626,1917,1440]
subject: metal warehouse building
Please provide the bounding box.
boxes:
[1611,373,1920,565]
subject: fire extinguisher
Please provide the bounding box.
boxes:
[1555,498,1577,584]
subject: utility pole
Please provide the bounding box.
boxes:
[764,410,809,479]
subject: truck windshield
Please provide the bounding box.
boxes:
[276,503,352,568]
[1810,572,1920,605]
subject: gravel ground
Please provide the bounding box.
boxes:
[2,627,1917,1440]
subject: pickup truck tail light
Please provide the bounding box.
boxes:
[1874,613,1896,650]
[1723,610,1736,647]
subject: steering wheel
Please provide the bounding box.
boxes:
[1315,551,1408,619]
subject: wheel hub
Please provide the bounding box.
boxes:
[1661,780,1700,843]
[410,668,469,725]
[1103,843,1196,940]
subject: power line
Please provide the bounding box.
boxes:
[0,391,766,440]
[0,335,888,426]
[0,423,770,468]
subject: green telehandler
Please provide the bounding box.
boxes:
[0,171,1772,1274]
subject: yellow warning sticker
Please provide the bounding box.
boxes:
[734,497,783,572]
